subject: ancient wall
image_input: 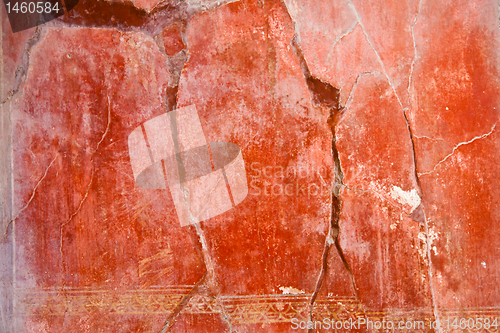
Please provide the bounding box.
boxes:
[1,0,500,332]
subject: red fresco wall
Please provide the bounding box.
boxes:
[1,0,500,332]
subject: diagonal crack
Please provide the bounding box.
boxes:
[91,95,112,154]
[192,223,236,333]
[1,155,57,243]
[340,71,379,115]
[4,30,116,249]
[59,169,94,258]
[159,223,236,333]
[419,123,498,177]
[4,29,115,246]
[345,0,404,109]
[159,272,208,333]
[59,89,117,280]
[159,278,237,332]
[59,83,115,256]
[326,21,359,66]
[1,26,43,105]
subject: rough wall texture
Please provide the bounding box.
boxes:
[1,0,500,332]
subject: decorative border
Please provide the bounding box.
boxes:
[15,288,500,331]
[16,287,191,316]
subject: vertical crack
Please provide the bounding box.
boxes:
[164,49,187,111]
[404,1,441,327]
[290,36,360,329]
[407,0,423,110]
[153,19,188,112]
[157,26,235,330]
[340,1,440,328]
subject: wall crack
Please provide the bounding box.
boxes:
[290,33,360,329]
[345,0,404,108]
[160,223,237,332]
[407,0,423,110]
[326,21,360,66]
[59,170,94,259]
[340,1,441,327]
[419,122,498,177]
[1,155,57,243]
[156,30,236,331]
[159,272,208,333]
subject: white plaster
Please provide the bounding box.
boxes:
[390,186,421,213]
[279,286,305,295]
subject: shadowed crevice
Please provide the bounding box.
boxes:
[152,18,187,112]
[156,28,233,329]
[164,49,187,111]
[290,35,360,330]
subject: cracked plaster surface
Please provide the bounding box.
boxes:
[2,0,500,331]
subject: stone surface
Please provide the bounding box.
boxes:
[2,0,500,332]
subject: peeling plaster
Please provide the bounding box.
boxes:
[279,286,306,295]
[390,186,421,213]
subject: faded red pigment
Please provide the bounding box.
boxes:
[1,0,499,332]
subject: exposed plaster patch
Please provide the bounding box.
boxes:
[418,228,439,258]
[390,186,421,213]
[279,286,305,295]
